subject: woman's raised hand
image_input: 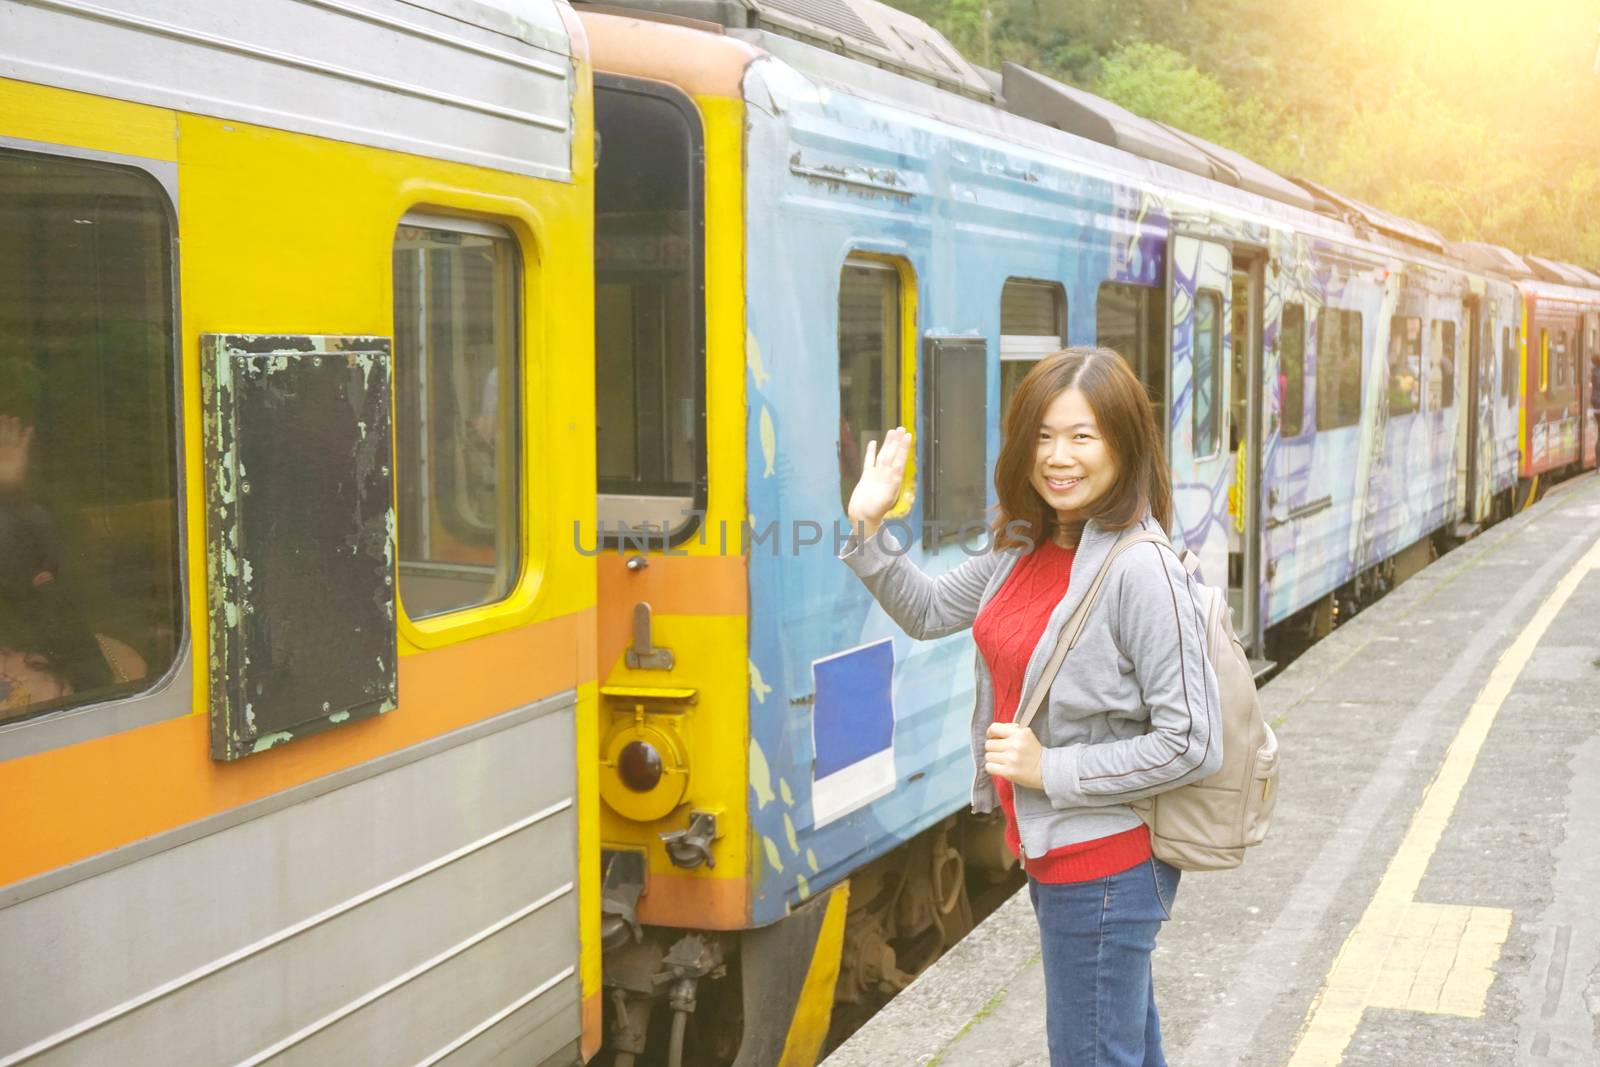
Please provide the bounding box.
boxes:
[846,426,913,539]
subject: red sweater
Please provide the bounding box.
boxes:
[972,539,1151,883]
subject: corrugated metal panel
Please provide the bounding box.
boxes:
[761,0,883,47]
[400,0,571,48]
[0,0,572,180]
[0,696,580,1066]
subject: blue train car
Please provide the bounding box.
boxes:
[736,30,1520,923]
[578,2,1541,1061]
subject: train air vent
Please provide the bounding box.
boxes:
[997,62,1217,181]
[743,0,994,100]
[579,0,993,98]
[761,0,886,48]
[1151,122,1317,212]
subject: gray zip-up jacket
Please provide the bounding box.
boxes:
[839,513,1224,859]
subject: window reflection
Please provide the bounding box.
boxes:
[0,149,181,723]
[393,222,519,619]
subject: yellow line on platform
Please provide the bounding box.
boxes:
[1285,533,1600,1067]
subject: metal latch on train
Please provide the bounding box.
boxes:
[626,601,674,670]
[660,810,719,869]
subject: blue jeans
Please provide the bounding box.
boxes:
[1027,859,1181,1067]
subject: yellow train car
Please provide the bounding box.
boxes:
[582,13,861,1067]
[0,1,600,1063]
[577,9,1027,1065]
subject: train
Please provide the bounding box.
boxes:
[2,0,1598,1065]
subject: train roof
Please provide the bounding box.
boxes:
[405,0,574,45]
[1565,264,1600,287]
[7,0,575,179]
[585,0,1477,262]
[575,0,991,98]
[1152,122,1317,212]
[583,0,1552,281]
[1525,256,1600,288]
[1449,241,1535,279]
[997,63,1218,181]
[1290,178,1447,253]
[995,62,1313,212]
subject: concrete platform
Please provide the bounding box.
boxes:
[824,474,1600,1067]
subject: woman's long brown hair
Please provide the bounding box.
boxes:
[990,347,1173,550]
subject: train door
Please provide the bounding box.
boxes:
[1229,256,1264,651]
[1459,296,1481,518]
[1582,313,1598,469]
[1169,234,1254,645]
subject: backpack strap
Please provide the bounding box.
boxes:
[1013,530,1171,731]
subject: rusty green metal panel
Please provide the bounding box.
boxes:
[202,334,398,761]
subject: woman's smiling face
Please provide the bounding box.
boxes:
[1030,387,1117,524]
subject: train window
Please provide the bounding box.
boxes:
[1429,320,1456,409]
[393,219,520,620]
[1096,281,1167,437]
[1000,279,1065,421]
[1192,289,1223,458]
[839,258,907,513]
[1539,329,1549,393]
[922,336,987,546]
[595,78,705,539]
[1554,329,1570,389]
[0,148,182,725]
[1387,316,1422,416]
[1501,325,1516,401]
[1280,304,1306,438]
[1316,308,1364,430]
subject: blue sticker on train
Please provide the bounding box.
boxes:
[812,638,895,777]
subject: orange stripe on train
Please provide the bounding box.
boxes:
[0,608,595,888]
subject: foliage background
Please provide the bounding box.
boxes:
[886,0,1600,266]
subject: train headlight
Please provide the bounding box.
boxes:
[600,719,689,822]
[618,740,664,792]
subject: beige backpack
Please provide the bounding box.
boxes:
[1016,530,1279,871]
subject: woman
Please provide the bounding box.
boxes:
[838,348,1222,1067]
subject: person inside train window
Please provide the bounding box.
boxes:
[839,348,1222,1067]
[1,148,181,725]
[0,415,147,721]
[1387,316,1421,415]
